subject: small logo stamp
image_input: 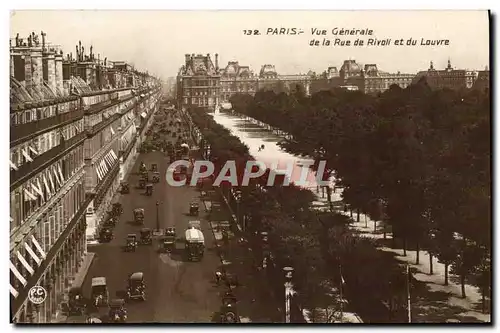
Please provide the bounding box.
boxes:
[28,285,47,305]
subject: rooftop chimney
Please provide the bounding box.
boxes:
[215,53,219,70]
[55,51,63,95]
[185,53,190,64]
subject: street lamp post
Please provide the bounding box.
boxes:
[283,266,294,323]
[234,190,242,231]
[156,201,160,232]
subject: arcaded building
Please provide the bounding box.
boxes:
[10,32,161,323]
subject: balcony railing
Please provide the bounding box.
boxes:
[10,109,84,146]
[10,131,87,191]
[87,102,136,137]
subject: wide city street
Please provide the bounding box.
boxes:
[82,149,222,323]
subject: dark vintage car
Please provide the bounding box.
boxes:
[189,201,199,216]
[151,163,158,172]
[108,299,127,323]
[111,203,123,217]
[67,287,87,316]
[126,272,146,301]
[220,291,239,323]
[152,172,160,183]
[125,234,137,252]
[134,208,145,224]
[91,277,109,307]
[121,181,130,194]
[145,183,153,196]
[140,228,152,245]
[99,228,113,243]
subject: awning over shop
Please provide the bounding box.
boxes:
[43,176,52,197]
[16,251,34,275]
[29,146,38,156]
[10,260,27,286]
[31,182,44,201]
[21,148,33,162]
[96,163,103,181]
[24,242,41,266]
[10,284,19,298]
[48,173,56,192]
[31,235,46,259]
[58,166,65,183]
[23,188,37,201]
[53,168,62,186]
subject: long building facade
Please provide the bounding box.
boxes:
[310,60,415,95]
[176,54,311,111]
[412,60,490,91]
[9,31,161,323]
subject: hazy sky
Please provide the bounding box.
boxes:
[10,10,489,79]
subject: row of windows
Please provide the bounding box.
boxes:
[84,110,134,159]
[10,145,84,233]
[10,101,79,127]
[82,93,111,107]
[10,180,85,291]
[10,120,83,170]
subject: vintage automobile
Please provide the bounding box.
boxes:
[134,208,145,224]
[189,202,199,216]
[220,292,239,323]
[188,220,201,230]
[126,272,146,301]
[140,228,152,245]
[185,227,205,261]
[125,234,137,252]
[145,183,153,196]
[121,181,130,194]
[68,287,87,316]
[151,163,158,172]
[108,299,127,323]
[111,203,123,217]
[91,277,109,307]
[99,228,113,243]
[152,172,160,183]
[166,227,176,238]
[160,235,175,253]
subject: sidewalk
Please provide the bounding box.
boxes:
[52,252,96,323]
[312,189,490,322]
[203,199,282,323]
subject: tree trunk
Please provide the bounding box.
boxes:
[364,214,368,228]
[429,253,433,275]
[326,187,333,212]
[461,274,466,298]
[444,264,449,286]
[373,220,377,233]
[349,209,353,218]
[403,237,407,256]
[481,286,486,314]
[356,209,360,222]
[415,241,420,265]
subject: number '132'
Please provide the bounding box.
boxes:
[243,30,260,35]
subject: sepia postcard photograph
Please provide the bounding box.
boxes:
[8,9,491,325]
